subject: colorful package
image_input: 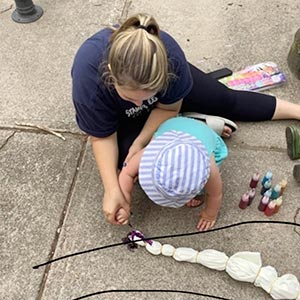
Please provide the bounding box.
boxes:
[219,62,287,92]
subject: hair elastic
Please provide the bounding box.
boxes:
[136,25,148,31]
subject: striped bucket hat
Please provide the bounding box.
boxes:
[139,130,210,208]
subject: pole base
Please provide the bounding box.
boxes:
[12,5,43,23]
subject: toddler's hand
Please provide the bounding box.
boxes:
[116,207,130,225]
[196,209,217,231]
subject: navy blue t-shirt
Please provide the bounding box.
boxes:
[72,28,193,137]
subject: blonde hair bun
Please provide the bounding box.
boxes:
[107,13,170,92]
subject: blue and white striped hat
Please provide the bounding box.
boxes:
[139,130,210,208]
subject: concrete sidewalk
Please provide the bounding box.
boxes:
[1,1,299,300]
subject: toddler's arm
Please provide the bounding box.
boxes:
[197,155,222,231]
[119,148,144,201]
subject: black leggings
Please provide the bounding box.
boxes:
[181,63,276,121]
[117,63,276,168]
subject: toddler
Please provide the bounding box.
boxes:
[117,116,228,231]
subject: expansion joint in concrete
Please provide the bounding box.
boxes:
[0,3,13,14]
[120,0,132,20]
[35,135,88,300]
[0,131,17,151]
[0,125,85,139]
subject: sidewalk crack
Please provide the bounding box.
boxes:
[35,135,88,300]
[0,131,16,151]
[1,125,85,136]
[0,4,13,14]
[120,0,131,21]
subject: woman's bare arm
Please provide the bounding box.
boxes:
[90,133,130,224]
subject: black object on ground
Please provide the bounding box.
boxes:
[12,0,43,23]
[293,164,300,182]
[207,68,233,80]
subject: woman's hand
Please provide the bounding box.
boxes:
[102,187,130,225]
[91,133,130,225]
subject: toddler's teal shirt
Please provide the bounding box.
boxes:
[154,116,228,166]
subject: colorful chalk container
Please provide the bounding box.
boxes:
[261,171,273,186]
[274,196,283,214]
[240,171,285,215]
[264,189,272,198]
[260,179,272,195]
[248,188,256,206]
[264,201,276,216]
[270,184,281,200]
[249,173,260,188]
[279,179,287,196]
[258,196,269,211]
[239,192,249,209]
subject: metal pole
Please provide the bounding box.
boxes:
[12,0,43,23]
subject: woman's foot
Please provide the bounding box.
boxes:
[181,112,237,138]
[222,125,232,138]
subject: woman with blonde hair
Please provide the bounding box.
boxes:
[72,13,300,225]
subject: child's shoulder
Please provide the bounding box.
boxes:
[165,116,211,128]
[157,116,214,137]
